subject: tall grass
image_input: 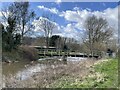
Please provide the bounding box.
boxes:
[49,58,118,88]
[3,60,96,88]
[4,58,118,88]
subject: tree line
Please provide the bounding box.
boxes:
[1,1,116,55]
[1,2,35,51]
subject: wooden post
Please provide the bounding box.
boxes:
[75,51,76,57]
[59,50,60,57]
[83,52,84,58]
[51,50,52,57]
[67,51,68,57]
[63,52,67,61]
[44,49,45,57]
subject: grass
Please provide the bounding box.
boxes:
[49,58,118,88]
[93,58,118,88]
[3,58,118,88]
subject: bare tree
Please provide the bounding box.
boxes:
[33,16,57,48]
[8,2,35,44]
[1,4,22,51]
[83,15,113,56]
[32,36,46,46]
[1,2,35,44]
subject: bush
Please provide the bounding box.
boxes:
[19,46,39,61]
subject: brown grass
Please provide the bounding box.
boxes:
[3,59,97,88]
[19,45,39,61]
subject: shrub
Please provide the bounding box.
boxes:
[20,46,39,61]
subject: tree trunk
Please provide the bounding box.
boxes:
[46,36,49,48]
[21,22,25,44]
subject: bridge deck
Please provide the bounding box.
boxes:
[38,53,99,58]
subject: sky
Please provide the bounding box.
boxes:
[0,1,119,41]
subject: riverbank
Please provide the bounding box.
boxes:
[3,58,96,88]
[2,46,39,63]
[3,58,118,88]
[49,58,118,88]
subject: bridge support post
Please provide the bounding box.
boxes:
[44,50,46,57]
[59,50,61,57]
[62,51,67,62]
[51,51,52,57]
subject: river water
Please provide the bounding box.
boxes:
[3,57,87,81]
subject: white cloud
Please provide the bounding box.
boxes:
[63,24,79,39]
[60,10,82,23]
[37,5,59,15]
[32,16,81,40]
[32,16,60,36]
[55,0,62,5]
[53,23,82,40]
[59,6,119,39]
[73,7,80,11]
[36,5,118,40]
[0,11,9,27]
[0,12,2,17]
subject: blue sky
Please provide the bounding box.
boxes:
[30,2,118,12]
[0,2,119,40]
[29,2,118,26]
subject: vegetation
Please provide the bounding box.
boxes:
[3,59,95,88]
[9,2,35,43]
[33,15,57,48]
[4,58,118,88]
[1,2,36,62]
[1,2,35,51]
[49,35,61,47]
[48,58,118,88]
[2,46,39,62]
[2,15,21,51]
[1,1,118,89]
[83,15,113,55]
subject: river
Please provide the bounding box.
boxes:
[3,57,87,81]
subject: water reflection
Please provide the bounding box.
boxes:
[67,57,87,61]
[3,57,87,81]
[16,64,46,80]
